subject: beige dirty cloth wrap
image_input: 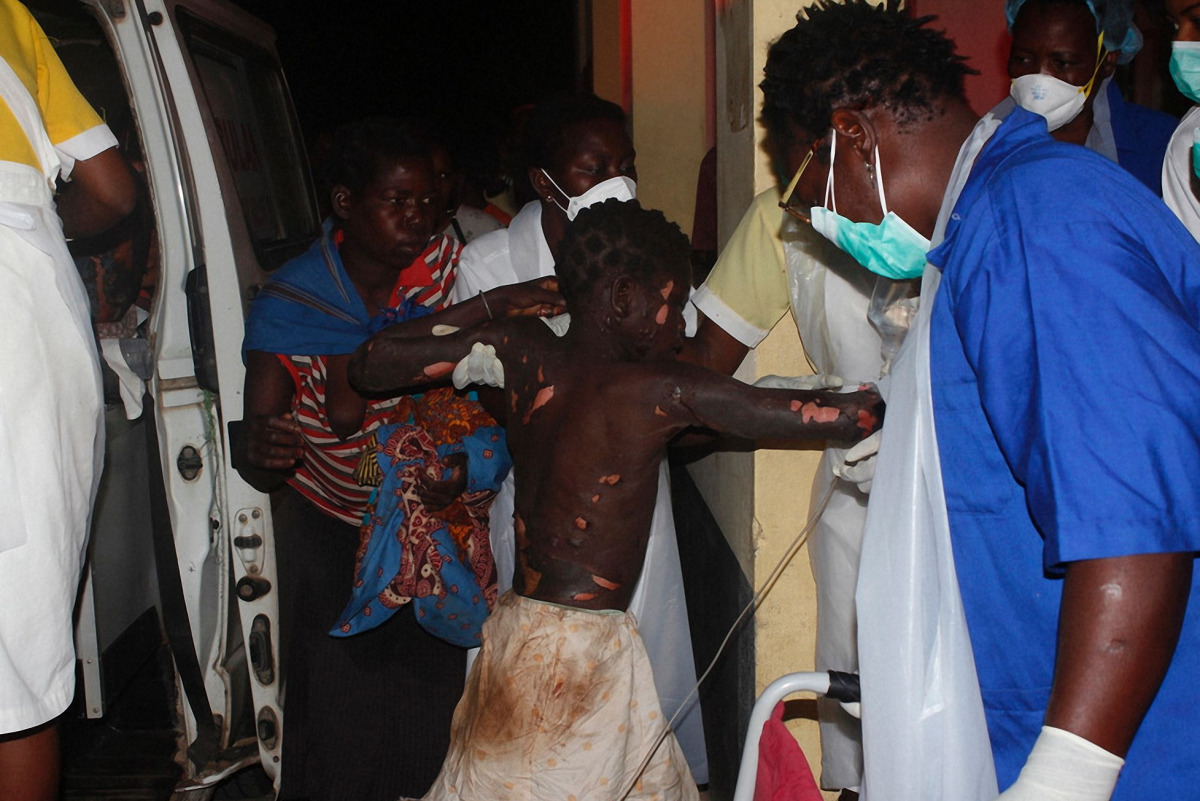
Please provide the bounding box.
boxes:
[417,592,698,801]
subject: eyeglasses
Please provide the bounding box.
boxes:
[778,138,825,225]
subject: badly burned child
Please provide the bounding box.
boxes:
[349,199,882,801]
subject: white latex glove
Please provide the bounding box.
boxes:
[451,342,505,389]
[753,373,845,391]
[834,429,880,493]
[995,727,1123,801]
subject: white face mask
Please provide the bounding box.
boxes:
[1009,32,1104,132]
[1009,73,1090,131]
[540,170,636,220]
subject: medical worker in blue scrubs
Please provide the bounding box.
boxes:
[765,2,1200,800]
[1005,0,1176,195]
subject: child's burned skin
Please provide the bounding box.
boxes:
[654,374,882,446]
[522,384,555,425]
[422,361,456,380]
[857,406,881,434]
[654,280,674,325]
[792,399,840,423]
[349,200,886,616]
[514,545,605,602]
[592,574,621,590]
[346,280,565,395]
[514,513,543,595]
[505,356,558,426]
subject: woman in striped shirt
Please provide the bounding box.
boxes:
[237,118,561,801]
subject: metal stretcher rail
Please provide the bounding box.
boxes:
[732,670,862,801]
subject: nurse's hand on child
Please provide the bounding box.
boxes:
[754,373,845,391]
[483,276,566,319]
[835,430,880,494]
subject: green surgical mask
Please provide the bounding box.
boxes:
[808,131,930,281]
[1169,41,1200,104]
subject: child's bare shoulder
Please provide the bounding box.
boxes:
[606,359,720,394]
[492,315,563,346]
[462,315,558,364]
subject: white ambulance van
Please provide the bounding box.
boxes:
[29,0,316,792]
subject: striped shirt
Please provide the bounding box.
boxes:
[281,234,461,523]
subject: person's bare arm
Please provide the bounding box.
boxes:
[347,278,562,394]
[56,147,138,239]
[350,316,517,394]
[677,317,750,375]
[323,354,369,441]
[234,350,303,492]
[650,362,882,445]
[1045,552,1192,756]
[369,277,564,346]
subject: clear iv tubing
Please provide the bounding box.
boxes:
[616,475,840,800]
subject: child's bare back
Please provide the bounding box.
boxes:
[494,318,876,611]
[503,334,692,611]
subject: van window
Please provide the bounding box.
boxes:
[176,9,317,271]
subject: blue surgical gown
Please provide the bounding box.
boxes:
[927,107,1200,797]
[1106,80,1177,196]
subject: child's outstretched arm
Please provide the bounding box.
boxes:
[349,319,506,394]
[349,279,564,394]
[649,362,883,445]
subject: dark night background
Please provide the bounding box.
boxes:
[230,1,581,147]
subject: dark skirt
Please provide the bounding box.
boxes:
[274,490,467,801]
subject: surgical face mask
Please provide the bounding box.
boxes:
[540,170,636,221]
[1170,41,1200,104]
[808,132,930,281]
[1009,33,1105,131]
[1010,73,1092,131]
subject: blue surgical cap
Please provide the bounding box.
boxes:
[1005,0,1142,64]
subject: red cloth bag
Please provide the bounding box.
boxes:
[754,701,825,801]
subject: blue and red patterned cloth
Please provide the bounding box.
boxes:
[333,389,510,647]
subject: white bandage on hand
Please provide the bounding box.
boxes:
[754,373,845,391]
[834,429,881,493]
[996,726,1124,801]
[451,342,505,389]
